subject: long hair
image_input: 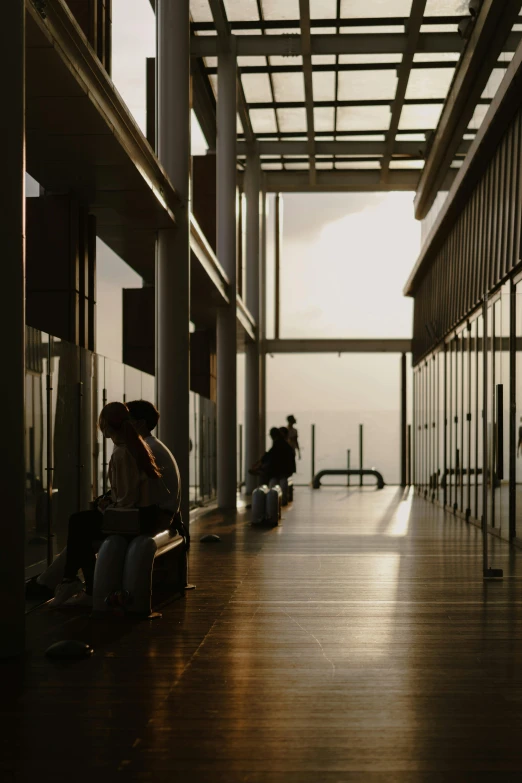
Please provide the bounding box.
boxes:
[99,401,162,479]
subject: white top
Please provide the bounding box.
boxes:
[145,435,181,515]
[108,441,155,508]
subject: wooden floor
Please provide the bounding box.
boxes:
[4,487,522,781]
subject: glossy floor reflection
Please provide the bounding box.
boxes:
[4,487,522,781]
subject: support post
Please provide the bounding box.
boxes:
[274,192,281,339]
[407,424,412,486]
[259,186,267,454]
[238,423,243,489]
[401,352,407,487]
[216,40,238,509]
[359,424,364,487]
[311,423,316,484]
[1,0,25,657]
[156,0,191,526]
[245,150,261,494]
[347,449,351,487]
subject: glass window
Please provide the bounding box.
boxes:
[25,329,51,577]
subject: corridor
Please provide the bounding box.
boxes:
[4,487,522,780]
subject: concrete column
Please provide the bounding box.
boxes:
[259,187,267,454]
[216,41,237,509]
[0,0,25,657]
[156,1,191,524]
[244,151,261,494]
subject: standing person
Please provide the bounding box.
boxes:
[287,415,301,460]
[126,399,186,540]
[49,402,164,607]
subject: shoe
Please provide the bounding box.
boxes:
[49,579,84,607]
[63,591,93,608]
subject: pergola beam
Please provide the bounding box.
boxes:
[260,169,454,193]
[192,31,494,58]
[207,0,253,143]
[414,0,522,220]
[299,0,316,184]
[193,16,466,32]
[237,139,472,156]
[266,338,412,354]
[381,0,427,182]
[244,98,492,110]
[193,31,521,57]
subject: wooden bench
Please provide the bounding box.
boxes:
[93,521,187,617]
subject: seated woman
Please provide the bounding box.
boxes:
[50,401,166,608]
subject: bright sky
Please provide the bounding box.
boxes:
[266,192,419,339]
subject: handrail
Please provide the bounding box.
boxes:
[312,469,385,490]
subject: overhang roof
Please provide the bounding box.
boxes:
[188,0,522,195]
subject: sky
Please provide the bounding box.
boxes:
[97,0,422,482]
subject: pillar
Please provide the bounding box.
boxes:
[259,187,267,454]
[216,41,237,509]
[156,0,191,525]
[401,352,407,487]
[1,0,25,657]
[244,151,261,494]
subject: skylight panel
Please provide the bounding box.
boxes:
[468,103,489,131]
[310,0,338,18]
[424,0,468,14]
[249,109,278,134]
[389,160,425,169]
[340,0,412,17]
[340,26,405,34]
[396,133,427,141]
[413,52,460,62]
[335,160,381,169]
[337,134,386,140]
[337,106,391,131]
[405,68,455,100]
[338,70,398,101]
[190,0,212,22]
[241,73,273,103]
[277,107,307,133]
[237,56,267,67]
[419,23,458,32]
[312,55,337,65]
[223,0,259,22]
[339,54,403,64]
[481,68,505,100]
[399,104,444,130]
[314,107,335,131]
[272,73,306,103]
[284,162,310,170]
[312,71,336,102]
[261,0,300,20]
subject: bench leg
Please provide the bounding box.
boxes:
[92,535,129,614]
[122,536,158,616]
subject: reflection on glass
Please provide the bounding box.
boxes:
[25,328,50,575]
[51,337,81,553]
